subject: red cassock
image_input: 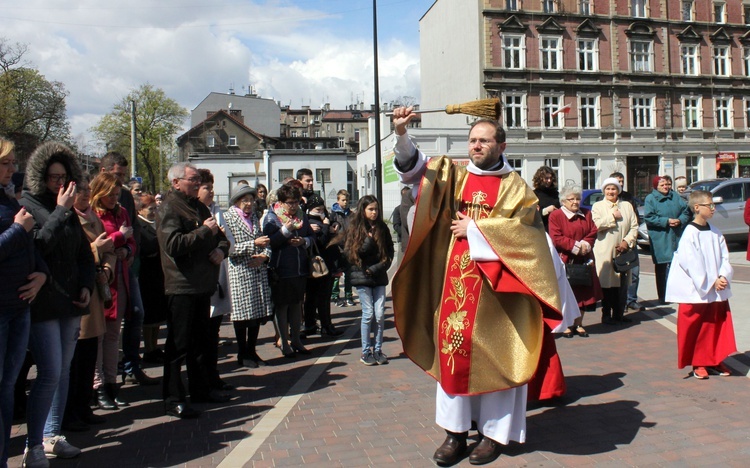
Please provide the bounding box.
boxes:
[677,301,737,368]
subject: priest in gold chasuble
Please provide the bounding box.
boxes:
[390,110,564,466]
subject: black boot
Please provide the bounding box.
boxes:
[105,382,129,408]
[96,386,118,410]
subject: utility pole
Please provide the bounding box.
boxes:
[130,100,137,179]
[372,0,383,201]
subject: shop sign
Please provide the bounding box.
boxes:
[716,152,737,162]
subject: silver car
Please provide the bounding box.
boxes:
[683,178,750,243]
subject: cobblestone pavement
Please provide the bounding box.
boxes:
[9,250,750,467]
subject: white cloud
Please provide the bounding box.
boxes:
[2,0,424,150]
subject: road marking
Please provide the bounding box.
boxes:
[217,321,359,467]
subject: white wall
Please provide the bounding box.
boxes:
[419,0,483,129]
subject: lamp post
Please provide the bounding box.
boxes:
[372,0,383,201]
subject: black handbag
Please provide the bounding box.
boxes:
[613,248,638,273]
[565,262,592,287]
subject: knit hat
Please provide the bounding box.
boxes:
[675,177,688,188]
[229,185,257,206]
[306,194,325,211]
[601,177,621,194]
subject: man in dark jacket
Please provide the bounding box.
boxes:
[99,152,158,386]
[156,162,229,418]
[610,172,644,312]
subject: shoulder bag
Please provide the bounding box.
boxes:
[565,261,593,287]
[613,248,638,273]
[309,242,329,278]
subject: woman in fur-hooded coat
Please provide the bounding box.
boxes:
[20,141,96,450]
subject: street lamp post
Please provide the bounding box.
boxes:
[372,0,383,201]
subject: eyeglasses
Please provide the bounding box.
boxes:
[697,203,716,210]
[564,197,581,202]
[46,174,67,183]
[239,199,255,205]
[180,177,201,183]
[284,200,300,207]
[468,138,496,147]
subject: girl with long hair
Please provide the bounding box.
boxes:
[344,195,394,366]
[90,172,135,410]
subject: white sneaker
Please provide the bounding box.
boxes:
[22,445,49,468]
[42,435,81,459]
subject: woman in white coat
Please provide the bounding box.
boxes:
[592,178,639,324]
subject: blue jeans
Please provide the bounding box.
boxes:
[122,269,144,374]
[0,308,30,466]
[357,286,385,354]
[26,316,80,445]
[627,264,640,304]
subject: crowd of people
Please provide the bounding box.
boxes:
[0,135,399,467]
[1,121,740,467]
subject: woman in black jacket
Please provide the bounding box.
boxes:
[20,141,95,463]
[263,184,315,358]
[344,195,394,366]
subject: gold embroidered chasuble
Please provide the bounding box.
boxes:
[393,156,562,396]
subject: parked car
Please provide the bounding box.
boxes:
[682,178,750,244]
[581,189,604,211]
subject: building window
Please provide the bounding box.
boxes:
[326,124,331,133]
[713,46,730,76]
[582,157,597,190]
[291,130,298,137]
[632,0,647,18]
[206,135,215,148]
[686,156,699,183]
[714,1,726,23]
[314,130,321,138]
[337,137,345,148]
[544,158,560,182]
[715,97,732,129]
[746,100,750,128]
[279,169,293,181]
[682,0,694,21]
[744,48,750,76]
[293,116,297,123]
[228,135,237,146]
[577,39,598,71]
[631,96,654,129]
[542,95,564,128]
[579,0,591,15]
[683,97,701,129]
[507,158,523,177]
[354,129,360,142]
[506,0,519,11]
[542,0,556,13]
[302,131,309,138]
[336,123,345,132]
[631,40,652,72]
[579,95,599,129]
[540,37,562,71]
[502,34,525,70]
[681,44,699,76]
[745,5,750,24]
[301,116,306,124]
[504,93,526,129]
[315,168,331,184]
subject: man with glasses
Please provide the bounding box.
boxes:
[156,162,229,418]
[390,108,564,465]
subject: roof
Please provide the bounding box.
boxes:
[177,109,278,144]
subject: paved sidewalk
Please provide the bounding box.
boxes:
[9,250,750,467]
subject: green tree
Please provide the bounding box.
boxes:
[0,38,71,161]
[91,83,188,194]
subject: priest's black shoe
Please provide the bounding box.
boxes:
[469,436,502,465]
[433,432,467,466]
[165,403,200,419]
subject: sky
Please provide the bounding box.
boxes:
[1,0,435,153]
